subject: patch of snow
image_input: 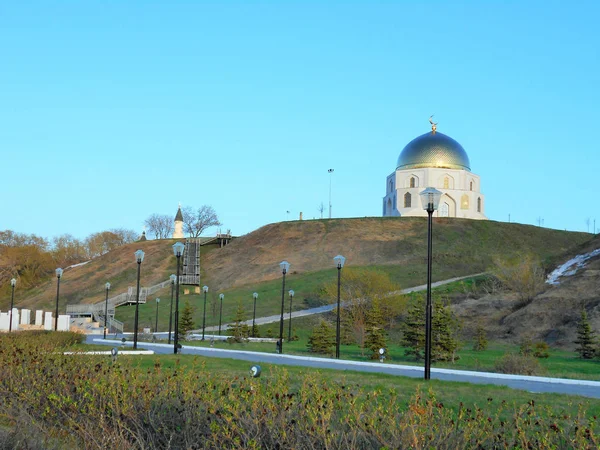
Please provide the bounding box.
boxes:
[67,260,91,269]
[546,248,600,285]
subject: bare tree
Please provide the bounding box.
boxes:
[318,202,324,219]
[144,214,174,239]
[182,205,221,237]
[585,217,591,233]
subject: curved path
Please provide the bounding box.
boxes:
[88,337,600,400]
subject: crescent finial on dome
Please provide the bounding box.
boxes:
[429,115,438,134]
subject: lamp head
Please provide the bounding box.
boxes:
[170,274,177,284]
[279,260,290,274]
[333,254,346,269]
[55,268,63,278]
[289,289,294,297]
[219,293,224,300]
[156,298,160,303]
[172,241,185,257]
[135,249,145,263]
[105,282,111,290]
[10,278,16,287]
[419,187,443,213]
[203,285,209,293]
[253,292,258,299]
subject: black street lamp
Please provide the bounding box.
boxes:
[419,187,442,380]
[168,274,176,344]
[278,261,290,354]
[288,289,294,342]
[252,292,258,337]
[173,242,185,355]
[218,293,224,335]
[103,282,111,339]
[54,268,63,331]
[155,298,160,333]
[334,254,346,359]
[133,250,145,350]
[9,278,16,332]
[202,285,208,340]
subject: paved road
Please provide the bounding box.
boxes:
[88,337,600,400]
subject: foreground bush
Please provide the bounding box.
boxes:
[494,352,544,376]
[0,333,597,449]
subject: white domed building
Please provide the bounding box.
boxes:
[383,122,486,219]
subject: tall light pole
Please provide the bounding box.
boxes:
[173,242,185,355]
[54,268,63,331]
[202,285,208,340]
[419,187,442,380]
[218,293,224,335]
[328,168,334,218]
[103,282,111,339]
[252,292,258,337]
[133,250,145,349]
[334,254,346,359]
[288,289,295,342]
[278,261,290,354]
[154,298,160,332]
[9,278,16,333]
[168,274,176,344]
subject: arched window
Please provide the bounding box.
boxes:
[393,195,396,209]
[386,198,392,215]
[477,197,482,213]
[443,177,449,189]
[389,180,394,193]
[410,177,415,188]
[469,181,473,191]
[461,194,469,210]
[404,192,411,208]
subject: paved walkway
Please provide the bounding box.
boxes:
[90,337,600,400]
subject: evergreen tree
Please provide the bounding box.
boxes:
[401,297,425,361]
[228,302,250,343]
[307,319,335,355]
[251,323,260,338]
[574,309,596,359]
[179,301,196,339]
[473,324,488,352]
[432,300,461,362]
[364,298,387,360]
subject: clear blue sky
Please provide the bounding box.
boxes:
[1,1,598,240]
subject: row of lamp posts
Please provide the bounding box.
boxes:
[13,187,441,380]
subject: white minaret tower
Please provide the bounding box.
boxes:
[172,203,184,238]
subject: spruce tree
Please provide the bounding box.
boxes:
[228,302,250,343]
[307,319,335,355]
[574,309,596,359]
[364,298,387,360]
[432,300,461,362]
[473,324,488,352]
[179,301,196,339]
[401,297,425,361]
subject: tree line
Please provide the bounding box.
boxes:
[0,228,137,293]
[144,205,221,239]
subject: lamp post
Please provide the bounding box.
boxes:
[54,268,63,331]
[328,168,334,218]
[202,285,208,340]
[103,282,111,339]
[155,298,160,333]
[168,274,176,344]
[333,254,346,359]
[278,261,290,354]
[419,187,442,380]
[288,289,294,342]
[172,242,185,355]
[9,278,16,332]
[252,292,258,337]
[133,250,145,350]
[218,293,224,335]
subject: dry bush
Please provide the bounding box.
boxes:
[494,353,544,376]
[492,254,546,302]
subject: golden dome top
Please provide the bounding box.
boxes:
[396,130,471,171]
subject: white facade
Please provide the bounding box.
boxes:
[383,167,486,219]
[173,220,184,238]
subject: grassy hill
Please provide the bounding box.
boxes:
[3,217,594,333]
